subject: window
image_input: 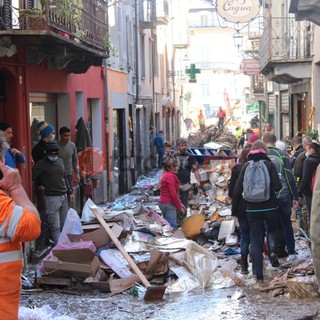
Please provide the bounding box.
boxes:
[153,34,158,75]
[200,14,208,27]
[143,0,151,22]
[140,34,146,79]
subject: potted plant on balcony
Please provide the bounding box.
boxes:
[17,0,56,30]
[103,33,118,57]
[54,0,83,38]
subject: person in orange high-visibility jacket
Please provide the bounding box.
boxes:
[0,134,40,320]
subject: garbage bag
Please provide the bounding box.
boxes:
[58,208,83,245]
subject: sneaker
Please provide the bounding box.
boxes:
[269,253,280,267]
[288,254,297,262]
[256,276,264,283]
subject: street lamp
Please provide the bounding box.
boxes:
[233,31,243,51]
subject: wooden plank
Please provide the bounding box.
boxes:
[36,275,72,288]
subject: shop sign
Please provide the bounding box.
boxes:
[240,59,260,75]
[217,0,260,23]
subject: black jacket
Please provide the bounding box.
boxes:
[232,151,282,213]
[229,164,246,218]
[291,144,304,168]
[298,153,320,196]
[32,139,47,164]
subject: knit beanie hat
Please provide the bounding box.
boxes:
[44,141,60,153]
[37,121,54,138]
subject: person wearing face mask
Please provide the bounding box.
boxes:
[32,121,56,164]
[32,142,74,244]
[32,121,56,249]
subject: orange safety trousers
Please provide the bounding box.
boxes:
[0,260,23,320]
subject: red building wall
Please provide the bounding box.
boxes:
[0,57,106,197]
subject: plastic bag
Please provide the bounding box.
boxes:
[58,208,83,245]
[185,240,218,288]
[81,198,105,222]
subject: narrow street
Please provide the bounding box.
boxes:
[19,262,320,320]
[18,163,320,320]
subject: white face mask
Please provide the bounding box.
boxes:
[305,152,310,158]
[47,156,58,161]
[49,134,56,141]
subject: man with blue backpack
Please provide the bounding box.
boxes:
[263,133,300,262]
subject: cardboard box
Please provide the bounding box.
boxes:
[68,227,108,249]
[43,249,100,278]
[68,223,123,248]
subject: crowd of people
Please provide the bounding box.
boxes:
[155,122,320,284]
[230,128,320,282]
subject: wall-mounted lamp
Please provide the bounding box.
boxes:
[233,31,243,51]
[135,104,143,109]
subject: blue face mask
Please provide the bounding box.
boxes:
[47,156,58,161]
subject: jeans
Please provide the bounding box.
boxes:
[44,194,69,243]
[158,202,178,229]
[277,196,295,254]
[218,118,224,129]
[303,194,312,232]
[157,150,164,168]
[238,215,251,256]
[247,209,279,278]
[178,189,189,209]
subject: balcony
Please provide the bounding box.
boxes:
[0,0,109,73]
[259,17,312,84]
[156,0,169,25]
[139,0,157,29]
[290,0,320,26]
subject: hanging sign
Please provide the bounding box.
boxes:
[216,0,260,23]
[240,59,260,75]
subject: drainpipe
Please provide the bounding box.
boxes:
[131,0,139,184]
[134,0,139,105]
[103,59,110,200]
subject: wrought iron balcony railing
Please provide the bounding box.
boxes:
[0,0,109,54]
[259,17,311,72]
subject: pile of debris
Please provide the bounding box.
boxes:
[187,125,237,150]
[31,149,317,301]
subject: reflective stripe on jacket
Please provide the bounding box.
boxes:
[0,190,41,263]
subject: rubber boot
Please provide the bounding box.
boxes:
[241,254,249,274]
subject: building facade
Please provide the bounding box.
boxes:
[259,0,312,139]
[0,0,109,207]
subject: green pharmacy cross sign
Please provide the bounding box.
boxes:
[186,63,201,83]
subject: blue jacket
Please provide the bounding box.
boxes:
[154,134,164,152]
[5,149,26,169]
